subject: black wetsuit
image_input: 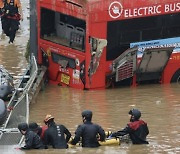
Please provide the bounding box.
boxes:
[44,122,71,149]
[71,121,105,147]
[21,130,45,150]
[1,0,20,43]
[112,120,149,144]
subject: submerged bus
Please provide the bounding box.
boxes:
[36,0,180,89]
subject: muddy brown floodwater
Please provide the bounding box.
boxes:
[0,1,180,154]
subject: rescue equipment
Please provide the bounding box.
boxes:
[68,131,121,147]
[68,137,120,148]
[99,138,120,146]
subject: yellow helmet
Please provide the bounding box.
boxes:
[44,114,54,124]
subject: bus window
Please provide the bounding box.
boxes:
[163,13,180,38]
[40,8,86,52]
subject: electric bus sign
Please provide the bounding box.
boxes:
[109,1,180,19]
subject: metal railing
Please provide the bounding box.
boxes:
[0,65,13,85]
[0,55,38,145]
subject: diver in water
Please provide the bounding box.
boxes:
[70,110,105,147]
[18,122,45,150]
[29,122,47,144]
[43,114,71,149]
[110,109,149,144]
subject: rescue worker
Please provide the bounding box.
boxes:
[110,109,149,144]
[18,122,45,150]
[29,122,42,136]
[43,114,71,149]
[0,0,23,43]
[29,122,48,143]
[70,110,105,148]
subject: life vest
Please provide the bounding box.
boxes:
[1,0,20,20]
[128,120,147,131]
[6,0,18,15]
[40,125,48,140]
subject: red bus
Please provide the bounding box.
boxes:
[36,0,180,89]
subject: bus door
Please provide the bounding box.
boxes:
[112,47,137,83]
[136,47,174,83]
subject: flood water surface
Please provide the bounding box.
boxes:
[28,84,180,154]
